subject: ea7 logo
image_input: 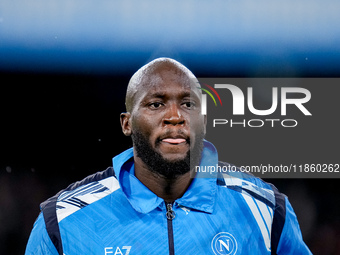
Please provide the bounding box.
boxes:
[201,84,312,116]
[211,232,237,255]
[104,246,131,255]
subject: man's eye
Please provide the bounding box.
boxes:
[149,102,163,109]
[183,102,195,109]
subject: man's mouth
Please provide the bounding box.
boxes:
[161,138,187,144]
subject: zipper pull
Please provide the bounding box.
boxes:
[166,202,176,220]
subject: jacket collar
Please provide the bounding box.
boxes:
[112,140,218,214]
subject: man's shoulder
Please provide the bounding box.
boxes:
[37,167,122,254]
[217,161,289,253]
[217,161,284,209]
[41,167,120,222]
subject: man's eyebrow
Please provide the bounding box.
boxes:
[145,91,194,99]
[146,92,166,98]
[181,91,192,98]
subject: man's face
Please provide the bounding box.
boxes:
[122,69,206,178]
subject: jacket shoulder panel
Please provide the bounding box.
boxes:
[217,161,286,253]
[40,167,119,255]
[217,161,275,208]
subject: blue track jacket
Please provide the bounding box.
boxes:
[25,140,312,255]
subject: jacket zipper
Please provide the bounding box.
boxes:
[166,202,176,255]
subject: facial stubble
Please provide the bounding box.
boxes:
[132,130,205,179]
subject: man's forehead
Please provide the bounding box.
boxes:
[136,72,200,98]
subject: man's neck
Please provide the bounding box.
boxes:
[134,156,192,203]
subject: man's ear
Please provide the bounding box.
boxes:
[120,112,132,136]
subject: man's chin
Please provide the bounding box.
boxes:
[157,151,189,163]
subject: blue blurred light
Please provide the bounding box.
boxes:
[0,0,339,75]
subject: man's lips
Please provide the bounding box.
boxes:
[161,138,187,144]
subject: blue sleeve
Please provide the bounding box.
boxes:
[277,197,312,255]
[25,213,59,255]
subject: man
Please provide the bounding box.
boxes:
[25,58,312,254]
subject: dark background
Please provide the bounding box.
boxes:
[1,1,340,254]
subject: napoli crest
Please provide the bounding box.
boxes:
[211,232,237,255]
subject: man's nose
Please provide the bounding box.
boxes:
[163,103,185,126]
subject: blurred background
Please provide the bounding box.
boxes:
[1,0,340,254]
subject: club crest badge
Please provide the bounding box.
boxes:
[211,232,237,255]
